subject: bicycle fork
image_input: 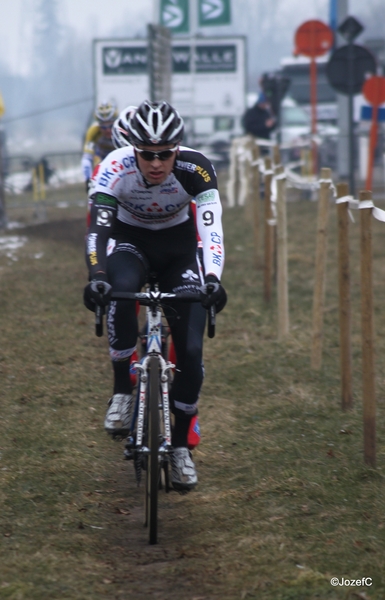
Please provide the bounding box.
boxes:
[125,354,174,483]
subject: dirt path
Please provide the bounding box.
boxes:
[0,216,234,600]
[2,208,385,600]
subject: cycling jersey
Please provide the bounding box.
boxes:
[81,122,116,181]
[87,145,224,282]
[83,122,115,159]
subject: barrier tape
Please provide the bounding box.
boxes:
[359,200,385,223]
[267,171,287,226]
[335,196,385,223]
[335,194,358,222]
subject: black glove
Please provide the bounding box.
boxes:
[200,274,227,313]
[83,274,112,311]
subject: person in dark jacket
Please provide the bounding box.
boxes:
[241,92,276,141]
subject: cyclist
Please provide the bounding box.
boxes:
[84,100,227,491]
[81,100,118,189]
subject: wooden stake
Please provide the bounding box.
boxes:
[251,142,260,267]
[244,136,254,221]
[32,167,38,202]
[226,138,239,207]
[276,165,289,339]
[263,157,274,303]
[311,167,332,369]
[273,144,281,168]
[359,190,376,468]
[336,182,353,410]
[38,162,46,200]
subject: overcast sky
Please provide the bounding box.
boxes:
[1,0,383,79]
[0,0,383,152]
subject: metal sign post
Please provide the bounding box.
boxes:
[148,24,172,103]
[294,20,334,174]
[326,17,376,195]
[362,76,385,190]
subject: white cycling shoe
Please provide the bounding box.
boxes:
[104,394,133,435]
[170,447,198,491]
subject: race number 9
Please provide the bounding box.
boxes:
[202,210,214,226]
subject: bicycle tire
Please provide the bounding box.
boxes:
[146,355,160,544]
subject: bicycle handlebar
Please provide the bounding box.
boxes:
[111,290,201,304]
[94,290,216,338]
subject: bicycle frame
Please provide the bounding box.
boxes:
[94,282,215,544]
[134,287,173,454]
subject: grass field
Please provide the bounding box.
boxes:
[0,181,385,599]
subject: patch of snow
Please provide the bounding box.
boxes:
[0,236,28,260]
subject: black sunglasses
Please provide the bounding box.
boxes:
[134,145,178,162]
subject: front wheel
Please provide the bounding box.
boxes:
[145,356,160,544]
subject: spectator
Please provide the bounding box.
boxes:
[241,92,276,142]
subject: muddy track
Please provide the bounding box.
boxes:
[18,216,226,600]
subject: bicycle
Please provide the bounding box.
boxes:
[94,279,215,544]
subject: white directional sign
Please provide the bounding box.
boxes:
[198,0,231,26]
[160,0,189,33]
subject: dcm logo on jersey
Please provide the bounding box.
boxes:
[99,167,117,187]
[110,160,124,173]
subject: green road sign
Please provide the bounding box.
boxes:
[198,0,231,26]
[160,0,189,33]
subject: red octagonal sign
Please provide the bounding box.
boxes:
[295,20,334,58]
[363,75,385,107]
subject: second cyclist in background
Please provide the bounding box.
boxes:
[81,100,118,190]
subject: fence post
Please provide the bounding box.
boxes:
[238,136,252,207]
[38,162,46,201]
[226,137,239,208]
[273,145,281,168]
[0,135,6,229]
[359,189,376,468]
[263,157,274,303]
[311,167,332,370]
[276,165,289,339]
[32,167,38,202]
[244,135,254,220]
[252,142,261,267]
[336,182,353,410]
[300,147,312,178]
